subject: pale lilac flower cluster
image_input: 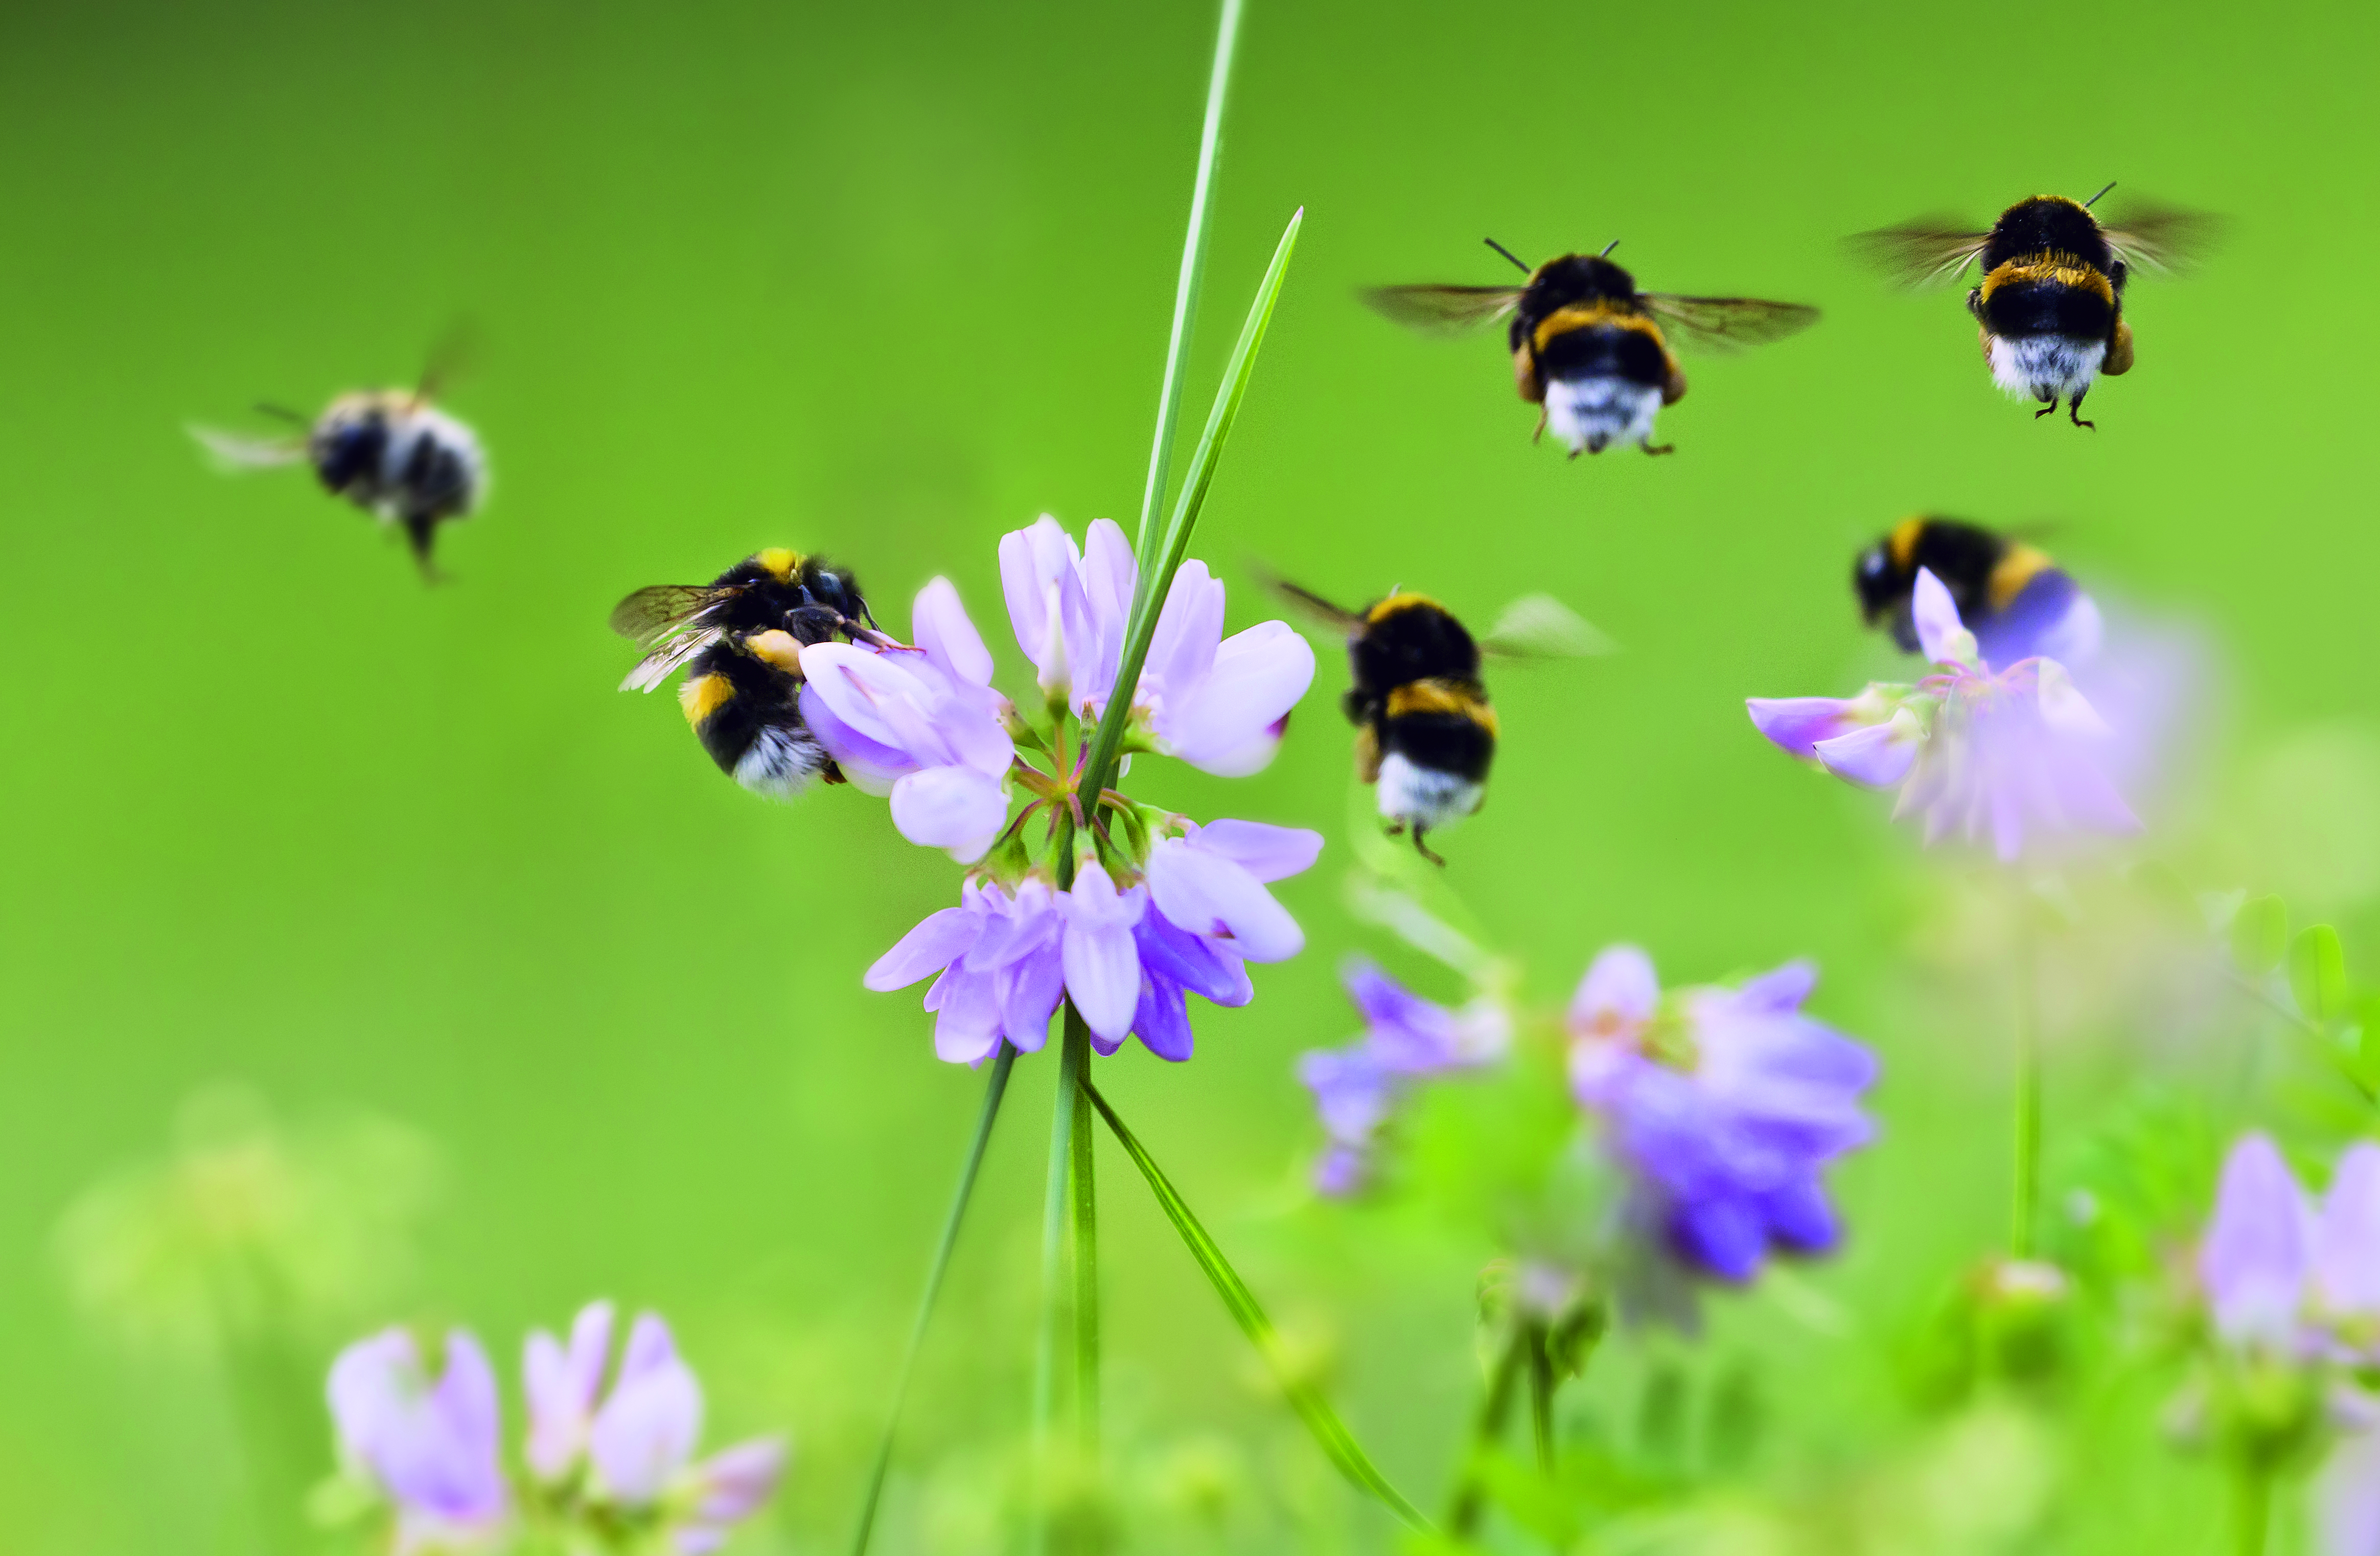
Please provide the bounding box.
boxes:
[329,1302,784,1554]
[832,515,1321,1065]
[1748,567,2137,861]
[1297,959,1511,1195]
[1567,947,1877,1284]
[2198,1134,2380,1362]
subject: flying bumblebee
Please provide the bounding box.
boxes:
[1275,581,1606,863]
[611,550,879,800]
[191,346,488,576]
[1854,184,2215,427]
[1362,239,1819,456]
[1854,517,2101,668]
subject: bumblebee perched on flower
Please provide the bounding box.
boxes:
[611,550,879,800]
[1854,517,2101,667]
[191,353,488,577]
[1277,581,1605,863]
[1362,239,1819,456]
[1854,184,2214,427]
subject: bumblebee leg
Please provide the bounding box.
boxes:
[2033,397,2059,421]
[1640,439,1675,456]
[1410,827,1447,868]
[402,513,447,583]
[1532,407,1547,445]
[2068,388,2095,430]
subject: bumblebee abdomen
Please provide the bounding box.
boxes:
[1534,314,1671,389]
[680,644,827,799]
[1379,679,1497,783]
[1977,261,2117,341]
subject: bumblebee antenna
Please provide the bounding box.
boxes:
[1599,239,1621,257]
[253,401,310,426]
[2084,181,2116,209]
[1482,237,1531,275]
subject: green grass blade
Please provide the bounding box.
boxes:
[1029,1010,1091,1555]
[1080,204,1303,805]
[1084,1079,1432,1531]
[847,1043,1017,1556]
[1133,0,1244,565]
[1070,1070,1099,1452]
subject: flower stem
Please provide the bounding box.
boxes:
[847,1043,1017,1556]
[2011,917,2041,1258]
[1525,1319,1556,1474]
[1133,0,1243,565]
[1031,1013,1090,1549]
[1446,1328,1527,1534]
[2234,1462,2269,1556]
[1070,1032,1100,1456]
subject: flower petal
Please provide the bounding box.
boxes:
[1912,567,1981,668]
[2318,1143,2380,1320]
[524,1300,615,1481]
[1814,709,1922,789]
[1146,837,1304,962]
[2201,1133,2315,1348]
[1160,622,1315,775]
[1569,944,1659,1033]
[588,1316,703,1505]
[912,577,995,688]
[1746,696,1866,761]
[889,766,1010,863]
[864,905,981,992]
[1187,819,1323,883]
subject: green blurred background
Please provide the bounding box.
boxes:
[5,0,2380,1550]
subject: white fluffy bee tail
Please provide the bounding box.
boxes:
[187,423,307,473]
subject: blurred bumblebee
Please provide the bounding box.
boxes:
[191,345,487,577]
[611,550,879,800]
[1854,517,2101,667]
[1854,184,2214,427]
[1362,239,1819,456]
[1275,580,1607,863]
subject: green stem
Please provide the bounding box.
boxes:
[1525,1320,1555,1474]
[1031,1016,1089,1548]
[1446,1326,1527,1535]
[1070,1029,1100,1455]
[2011,919,2040,1259]
[847,1044,1017,1556]
[1133,0,1244,564]
[1084,1079,1434,1530]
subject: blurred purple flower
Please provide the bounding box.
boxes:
[523,1305,787,1547]
[998,515,1312,775]
[869,822,1320,1066]
[1747,568,2139,862]
[1298,958,1510,1195]
[328,1328,508,1551]
[800,578,1015,863]
[2320,1401,2380,1556]
[2198,1134,2380,1359]
[1567,947,1877,1284]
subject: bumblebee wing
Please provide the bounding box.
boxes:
[1358,284,1526,335]
[609,583,740,651]
[1639,295,1821,354]
[2099,204,2221,276]
[1480,593,1616,660]
[1256,569,1367,632]
[415,318,483,402]
[188,424,307,472]
[619,630,721,693]
[1846,219,1994,288]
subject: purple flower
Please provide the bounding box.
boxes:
[2319,1405,2380,1556]
[868,821,1321,1066]
[2198,1134,2380,1359]
[998,515,1312,775]
[328,1328,508,1550]
[1568,947,1878,1284]
[799,578,1015,863]
[1298,958,1510,1195]
[523,1305,787,1548]
[1748,568,2139,862]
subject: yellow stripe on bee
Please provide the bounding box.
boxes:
[679,673,736,726]
[1978,253,2115,306]
[754,547,801,581]
[1988,544,2053,611]
[1365,592,1447,625]
[1385,678,1498,736]
[1888,517,1926,569]
[744,629,805,675]
[1532,302,1664,355]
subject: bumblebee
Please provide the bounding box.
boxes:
[1855,184,2214,427]
[611,550,878,800]
[1363,239,1819,456]
[1274,581,1603,864]
[1854,517,2100,667]
[192,363,487,576]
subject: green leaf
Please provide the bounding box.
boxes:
[2289,925,2348,1023]
[1084,1080,1432,1531]
[848,1044,1017,1556]
[2232,894,2289,977]
[1077,203,1304,806]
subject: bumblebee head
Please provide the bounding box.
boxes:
[308,402,391,494]
[1852,541,1902,623]
[753,547,801,582]
[800,561,869,628]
